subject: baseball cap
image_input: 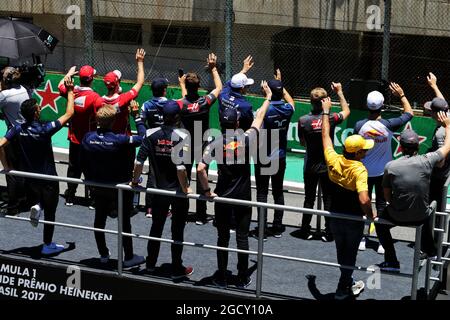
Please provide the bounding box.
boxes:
[268,79,283,97]
[151,78,169,92]
[423,97,448,112]
[400,129,419,147]
[344,135,374,153]
[79,65,96,80]
[163,100,181,116]
[219,108,239,125]
[103,71,120,89]
[230,73,254,89]
[367,91,385,110]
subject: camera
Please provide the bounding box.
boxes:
[17,63,45,89]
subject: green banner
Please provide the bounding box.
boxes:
[34,73,435,157]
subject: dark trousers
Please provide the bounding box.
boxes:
[368,176,387,214]
[302,170,332,232]
[255,157,286,231]
[146,195,189,269]
[330,218,365,290]
[185,162,208,219]
[5,141,26,207]
[145,164,155,209]
[375,209,437,263]
[26,179,59,245]
[92,188,134,260]
[66,142,82,196]
[215,202,252,278]
[429,177,447,213]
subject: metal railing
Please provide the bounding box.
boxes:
[1,169,447,300]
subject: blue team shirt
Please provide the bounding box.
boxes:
[5,120,63,175]
[218,81,254,131]
[261,100,294,159]
[140,97,167,128]
[81,118,146,184]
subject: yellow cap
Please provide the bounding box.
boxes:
[344,135,374,153]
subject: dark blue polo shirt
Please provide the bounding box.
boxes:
[261,100,294,159]
[81,118,146,184]
[218,81,254,131]
[140,97,166,128]
[5,120,62,175]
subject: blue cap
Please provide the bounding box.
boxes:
[163,100,181,116]
[151,78,169,92]
[268,79,283,97]
[220,107,239,124]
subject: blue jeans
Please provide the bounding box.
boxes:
[330,218,365,290]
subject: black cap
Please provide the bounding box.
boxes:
[424,97,448,112]
[220,108,239,125]
[163,100,181,116]
[267,79,283,98]
[151,78,169,92]
[400,129,419,147]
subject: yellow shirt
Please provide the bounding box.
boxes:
[324,147,368,193]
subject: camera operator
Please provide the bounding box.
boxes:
[0,67,31,215]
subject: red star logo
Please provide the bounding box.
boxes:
[35,80,61,113]
[393,122,427,158]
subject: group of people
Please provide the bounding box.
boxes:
[0,47,448,298]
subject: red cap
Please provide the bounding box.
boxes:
[103,71,120,89]
[79,65,96,79]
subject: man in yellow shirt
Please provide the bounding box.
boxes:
[321,97,376,300]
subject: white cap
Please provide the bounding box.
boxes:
[113,70,122,80]
[367,91,384,110]
[230,73,254,89]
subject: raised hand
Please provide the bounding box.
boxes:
[331,82,342,94]
[438,111,450,127]
[321,97,332,113]
[129,100,140,118]
[241,55,254,74]
[261,80,272,99]
[136,48,146,62]
[275,68,282,81]
[427,72,438,88]
[64,77,75,91]
[389,82,404,97]
[206,53,217,70]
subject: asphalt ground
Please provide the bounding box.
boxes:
[0,152,442,300]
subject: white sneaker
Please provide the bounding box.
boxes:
[100,251,111,264]
[377,244,385,254]
[123,254,145,268]
[351,280,365,296]
[41,242,65,255]
[358,238,366,251]
[30,204,42,227]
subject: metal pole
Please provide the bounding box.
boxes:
[381,0,391,82]
[316,183,322,234]
[84,0,94,66]
[117,189,123,276]
[411,225,422,300]
[256,207,266,298]
[225,0,233,80]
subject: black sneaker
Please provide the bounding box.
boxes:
[420,251,437,261]
[270,226,285,238]
[321,232,334,242]
[64,191,75,206]
[298,227,313,240]
[236,276,252,288]
[376,261,400,273]
[212,276,227,288]
[249,228,267,241]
